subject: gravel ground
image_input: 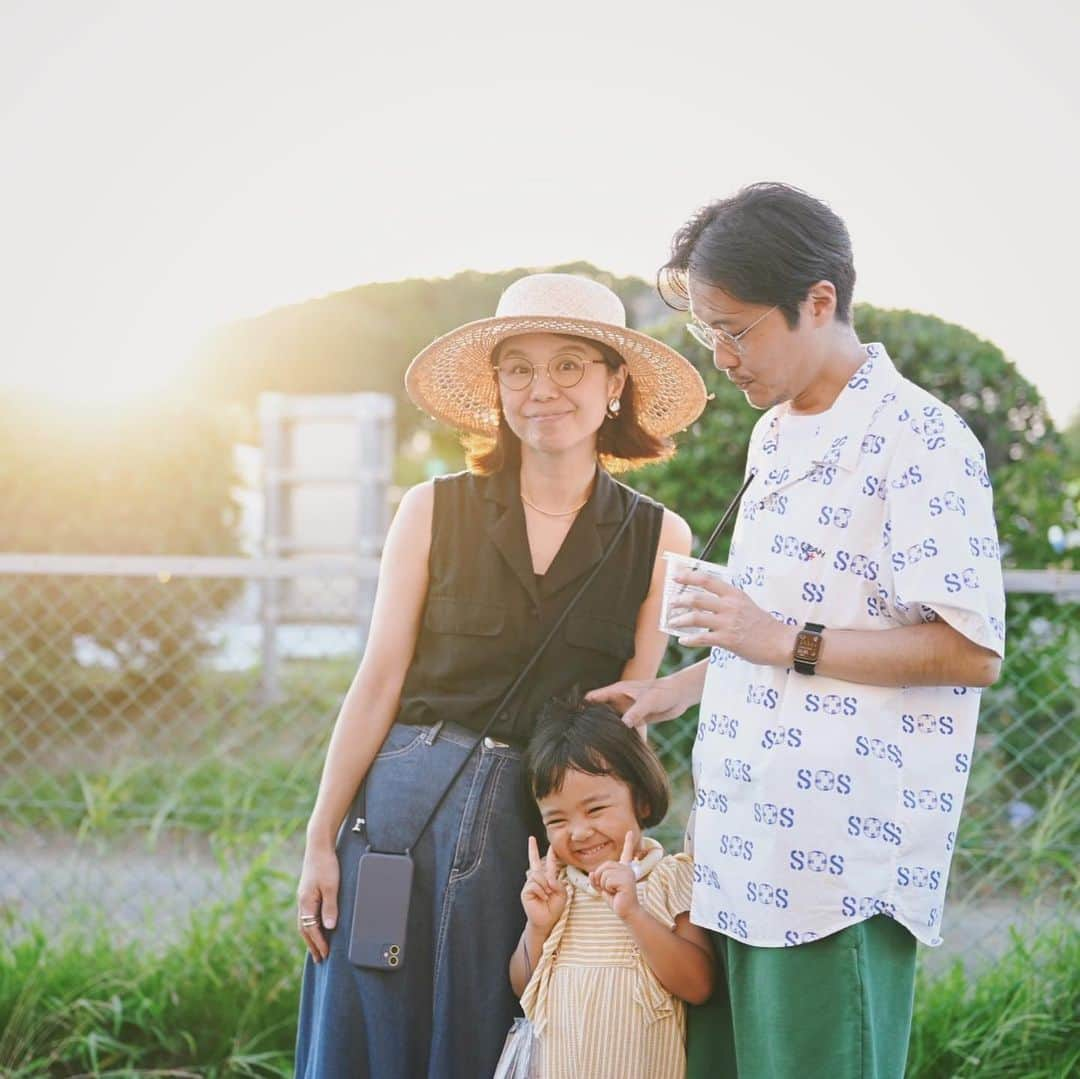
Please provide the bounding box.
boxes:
[3,831,300,940]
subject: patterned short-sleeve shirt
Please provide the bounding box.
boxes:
[692,343,1006,948]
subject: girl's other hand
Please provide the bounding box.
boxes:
[521,835,567,934]
[589,831,641,920]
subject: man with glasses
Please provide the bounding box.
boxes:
[591,183,1005,1078]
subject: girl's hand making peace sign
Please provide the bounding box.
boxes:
[521,835,568,934]
[589,831,641,920]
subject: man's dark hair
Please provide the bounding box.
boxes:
[659,182,856,328]
[524,695,670,828]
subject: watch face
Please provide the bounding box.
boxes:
[794,630,822,663]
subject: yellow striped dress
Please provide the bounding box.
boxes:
[520,838,694,1079]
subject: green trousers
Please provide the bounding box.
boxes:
[686,916,917,1079]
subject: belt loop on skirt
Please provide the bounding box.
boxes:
[424,719,445,746]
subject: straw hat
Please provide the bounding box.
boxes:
[405,273,707,441]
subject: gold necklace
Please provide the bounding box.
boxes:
[520,491,590,518]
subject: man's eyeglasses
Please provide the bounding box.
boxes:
[493,356,605,391]
[685,306,777,357]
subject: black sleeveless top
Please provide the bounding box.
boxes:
[396,466,664,745]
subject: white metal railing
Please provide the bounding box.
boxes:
[0,554,380,579]
[0,553,1076,595]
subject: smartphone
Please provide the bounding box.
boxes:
[347,851,414,970]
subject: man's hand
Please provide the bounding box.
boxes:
[586,671,698,728]
[667,570,796,667]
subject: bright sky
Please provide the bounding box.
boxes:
[2,0,1078,423]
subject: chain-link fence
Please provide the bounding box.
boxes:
[1,557,1076,971]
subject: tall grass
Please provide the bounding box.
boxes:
[0,861,298,1078]
[2,870,1077,1077]
[907,929,1080,1078]
[3,755,321,843]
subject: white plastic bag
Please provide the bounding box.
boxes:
[493,1016,543,1079]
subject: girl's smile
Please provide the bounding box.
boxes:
[573,838,613,861]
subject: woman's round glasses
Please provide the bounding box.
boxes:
[493,356,605,391]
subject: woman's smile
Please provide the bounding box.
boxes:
[526,409,574,424]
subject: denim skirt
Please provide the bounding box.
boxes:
[295,720,533,1079]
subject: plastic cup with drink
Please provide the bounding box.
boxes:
[658,552,731,638]
[656,469,757,642]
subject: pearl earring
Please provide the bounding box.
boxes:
[607,397,622,419]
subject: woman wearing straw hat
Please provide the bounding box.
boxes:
[294,273,706,1078]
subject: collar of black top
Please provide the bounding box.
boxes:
[482,465,628,525]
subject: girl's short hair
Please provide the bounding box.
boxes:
[524,696,670,828]
[464,334,673,476]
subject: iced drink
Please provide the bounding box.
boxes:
[658,552,731,637]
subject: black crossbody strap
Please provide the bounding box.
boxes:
[365,491,642,857]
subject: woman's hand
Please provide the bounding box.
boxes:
[297,841,340,962]
[589,831,641,920]
[521,836,567,935]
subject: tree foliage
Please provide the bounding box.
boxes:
[192,261,663,444]
[853,305,1069,570]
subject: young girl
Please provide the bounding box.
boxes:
[509,699,714,1079]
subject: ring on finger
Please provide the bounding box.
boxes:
[300,915,319,927]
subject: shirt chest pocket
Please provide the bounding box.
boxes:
[424,595,507,637]
[564,612,636,662]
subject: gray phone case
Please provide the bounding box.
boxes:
[347,851,414,970]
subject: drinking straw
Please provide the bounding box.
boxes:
[697,468,758,564]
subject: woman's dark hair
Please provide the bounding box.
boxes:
[524,695,670,828]
[658,182,856,328]
[464,334,673,475]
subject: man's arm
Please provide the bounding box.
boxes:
[776,617,1000,687]
[590,608,1000,730]
[667,574,1001,688]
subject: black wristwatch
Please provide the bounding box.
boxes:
[793,622,825,676]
